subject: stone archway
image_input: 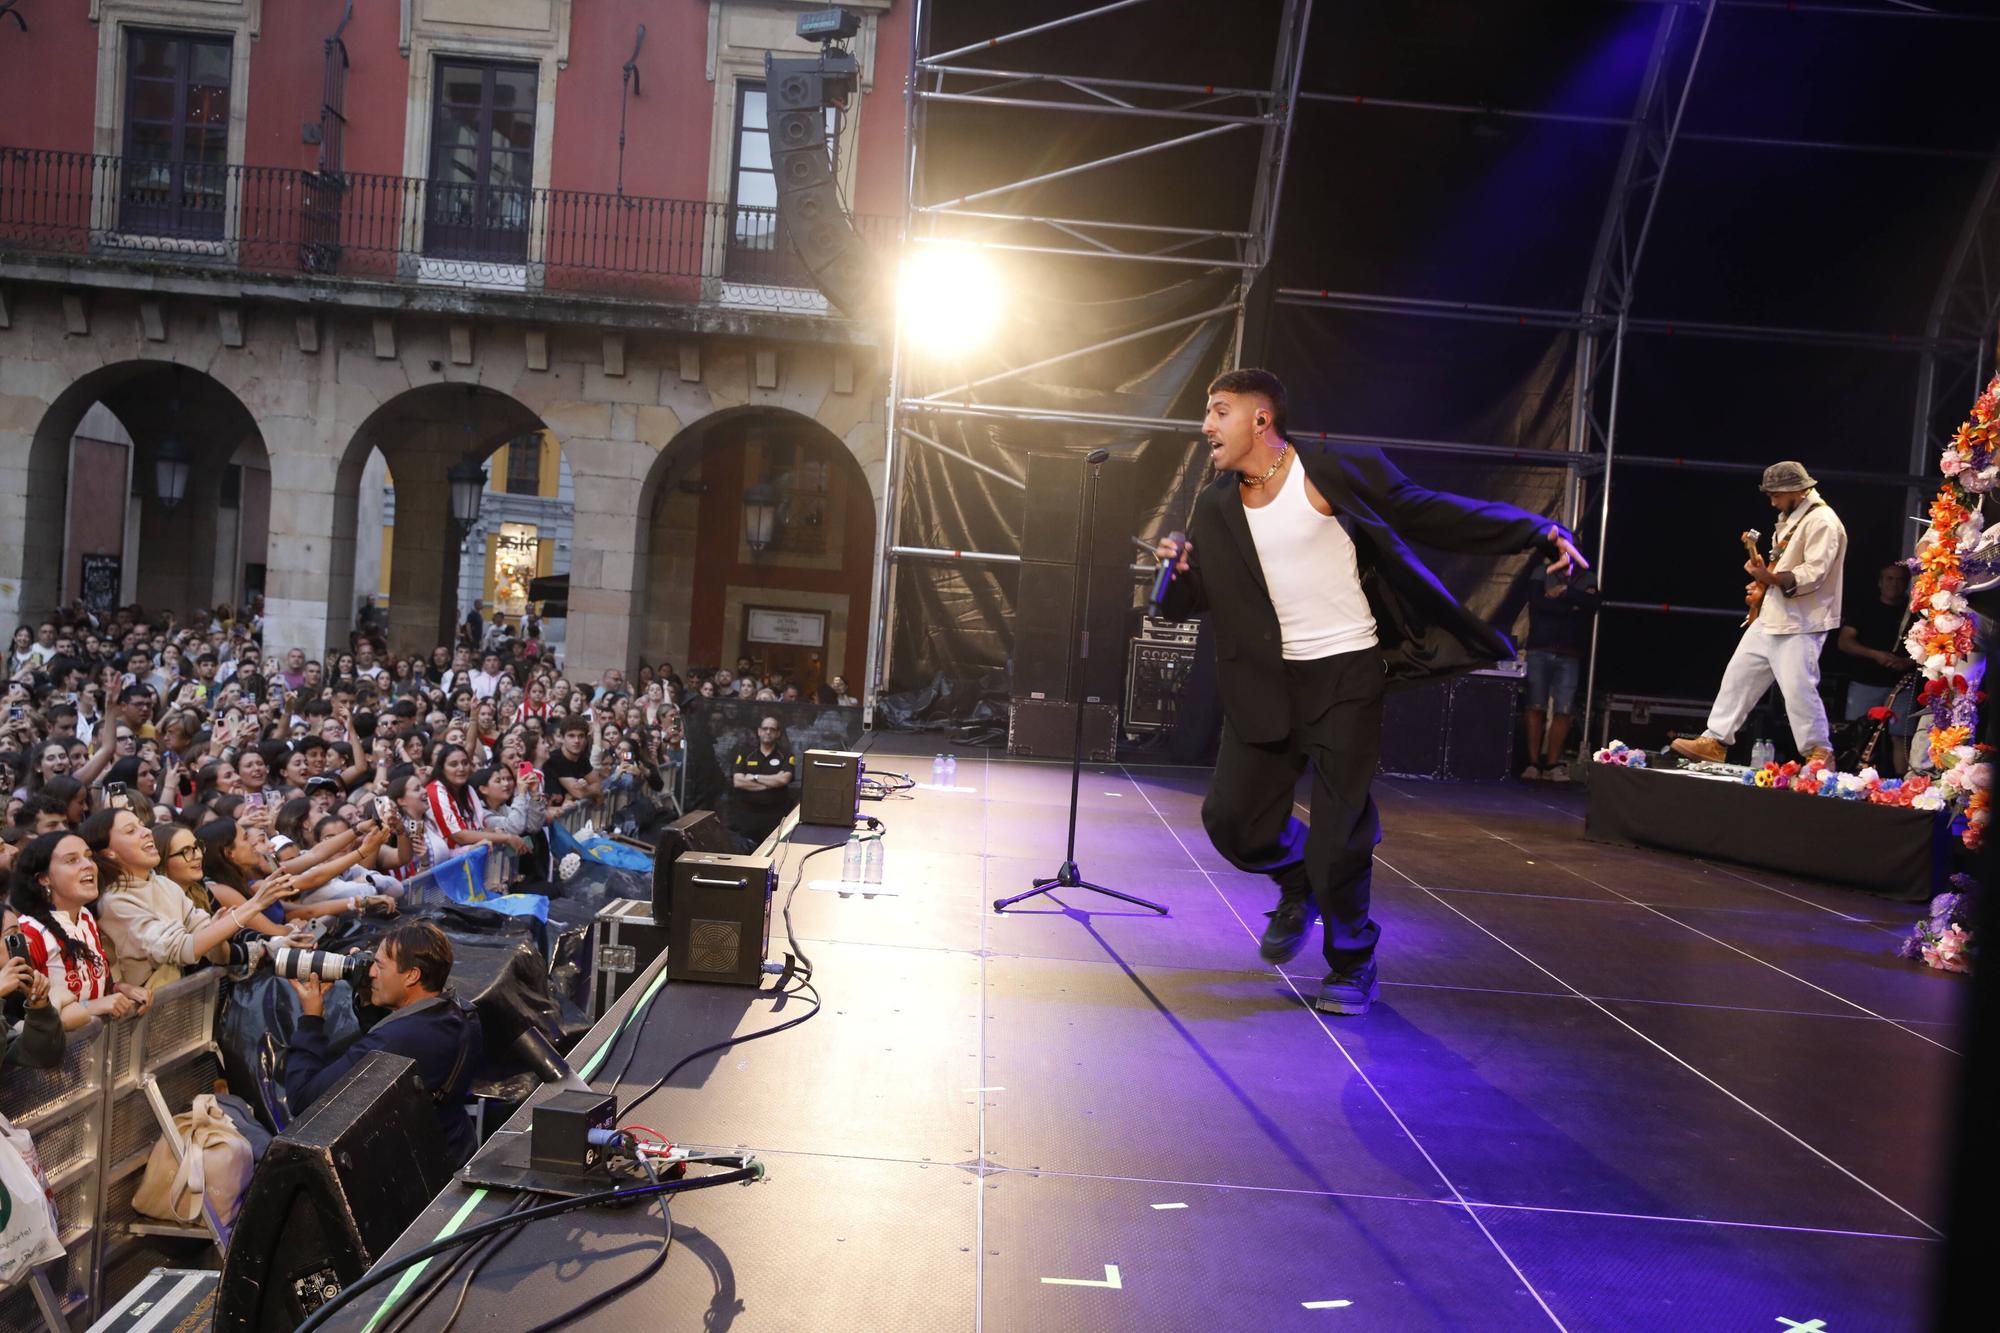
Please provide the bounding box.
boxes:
[333,383,568,656]
[634,405,878,694]
[12,359,270,624]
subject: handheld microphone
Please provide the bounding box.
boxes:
[1151,530,1186,614]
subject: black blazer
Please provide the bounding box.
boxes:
[1160,441,1568,745]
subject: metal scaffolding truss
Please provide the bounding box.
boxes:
[866,0,1316,706]
[1259,0,2000,738]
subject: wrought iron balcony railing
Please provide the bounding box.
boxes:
[0,147,894,310]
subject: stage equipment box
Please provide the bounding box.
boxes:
[593,898,671,1019]
[668,852,774,986]
[799,748,863,827]
[1586,761,1948,901]
[1377,667,1521,782]
[1008,698,1118,763]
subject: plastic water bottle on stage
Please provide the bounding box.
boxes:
[862,834,884,885]
[842,834,863,883]
[1752,738,1773,768]
[932,754,946,786]
[943,753,957,786]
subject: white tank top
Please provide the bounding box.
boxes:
[1242,455,1379,661]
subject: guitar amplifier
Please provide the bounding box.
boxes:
[1124,638,1196,733]
[593,898,672,1019]
[1008,698,1118,762]
[799,748,863,827]
[667,852,774,986]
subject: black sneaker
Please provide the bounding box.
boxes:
[1313,961,1379,1016]
[1259,898,1316,964]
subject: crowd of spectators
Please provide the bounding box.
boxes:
[2,599,855,1082]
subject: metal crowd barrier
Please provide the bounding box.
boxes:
[0,970,228,1329]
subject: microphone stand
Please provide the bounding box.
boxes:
[995,449,1167,916]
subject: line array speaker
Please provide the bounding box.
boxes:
[766,54,878,317]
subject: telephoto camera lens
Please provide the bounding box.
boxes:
[267,947,374,982]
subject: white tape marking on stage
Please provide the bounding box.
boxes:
[1150,1202,1188,1210]
[917,783,978,793]
[1776,1320,1827,1332]
[967,1086,1005,1092]
[1042,1265,1122,1289]
[1301,1300,1354,1310]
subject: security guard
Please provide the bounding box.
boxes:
[725,715,797,849]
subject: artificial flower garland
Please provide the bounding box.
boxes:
[1902,372,1999,852]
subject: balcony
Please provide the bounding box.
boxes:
[0,147,896,316]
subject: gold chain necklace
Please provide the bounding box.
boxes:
[1241,443,1289,487]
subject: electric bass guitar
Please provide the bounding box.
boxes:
[1740,528,1763,627]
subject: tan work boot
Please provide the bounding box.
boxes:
[1804,746,1834,768]
[1669,735,1727,764]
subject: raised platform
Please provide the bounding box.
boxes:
[1585,759,1953,902]
[318,738,1961,1331]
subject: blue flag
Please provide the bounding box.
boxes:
[400,845,549,922]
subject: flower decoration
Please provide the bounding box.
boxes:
[1898,875,1979,975]
[1592,740,1648,768]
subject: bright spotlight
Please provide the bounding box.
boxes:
[899,245,1003,358]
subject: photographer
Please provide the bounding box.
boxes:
[284,921,481,1166]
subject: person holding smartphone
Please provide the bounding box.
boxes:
[2,947,64,1069]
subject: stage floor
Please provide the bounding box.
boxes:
[329,737,1964,1332]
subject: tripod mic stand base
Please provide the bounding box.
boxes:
[993,860,1168,914]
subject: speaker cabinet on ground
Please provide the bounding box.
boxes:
[668,853,775,986]
[1014,453,1139,707]
[650,808,736,922]
[1022,453,1137,568]
[1376,668,1522,782]
[215,1052,452,1331]
[799,748,863,827]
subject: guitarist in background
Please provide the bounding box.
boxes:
[1671,461,1847,766]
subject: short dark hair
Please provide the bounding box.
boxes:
[381,921,453,993]
[557,715,590,736]
[1207,368,1289,437]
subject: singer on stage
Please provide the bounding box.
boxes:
[1155,370,1587,1015]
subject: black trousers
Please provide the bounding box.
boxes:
[724,798,790,852]
[1200,647,1384,974]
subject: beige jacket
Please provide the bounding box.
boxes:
[96,873,217,988]
[1756,490,1846,636]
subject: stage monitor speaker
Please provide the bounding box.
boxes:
[650,809,735,922]
[799,749,863,827]
[766,54,877,317]
[215,1052,451,1332]
[668,852,774,986]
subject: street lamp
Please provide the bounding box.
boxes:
[742,481,780,553]
[448,457,488,528]
[154,432,193,511]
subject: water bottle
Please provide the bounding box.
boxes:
[943,753,957,787]
[841,834,863,884]
[862,834,884,886]
[1753,738,1772,768]
[931,754,946,787]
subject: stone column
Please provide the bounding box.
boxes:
[553,423,656,681]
